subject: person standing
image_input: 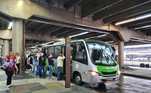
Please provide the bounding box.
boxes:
[32,55,38,75]
[38,53,46,78]
[16,53,21,74]
[26,55,32,71]
[56,53,65,80]
[48,54,54,79]
[2,56,18,87]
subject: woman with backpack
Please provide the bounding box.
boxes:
[2,56,18,87]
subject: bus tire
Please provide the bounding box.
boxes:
[140,63,145,67]
[73,72,82,85]
[146,64,149,68]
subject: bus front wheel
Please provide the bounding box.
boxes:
[73,72,82,85]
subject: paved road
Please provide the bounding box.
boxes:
[95,75,151,93]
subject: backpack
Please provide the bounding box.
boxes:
[6,62,15,71]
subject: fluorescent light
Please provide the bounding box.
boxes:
[115,13,151,25]
[57,38,65,42]
[134,25,151,30]
[41,41,54,46]
[8,22,13,30]
[69,32,89,38]
[96,34,107,38]
[125,44,151,48]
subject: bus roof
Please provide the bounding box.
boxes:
[43,39,110,47]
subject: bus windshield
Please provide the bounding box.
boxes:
[87,42,116,66]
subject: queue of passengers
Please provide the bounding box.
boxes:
[25,52,65,80]
[0,51,65,88]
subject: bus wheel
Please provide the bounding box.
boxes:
[89,83,99,88]
[73,73,82,85]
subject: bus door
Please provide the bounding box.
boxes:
[71,41,89,82]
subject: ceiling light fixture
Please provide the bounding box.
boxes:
[134,25,151,30]
[69,32,89,38]
[8,22,13,30]
[125,44,151,48]
[115,13,151,26]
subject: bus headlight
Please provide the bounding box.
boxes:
[89,70,99,76]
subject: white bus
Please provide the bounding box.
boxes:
[45,39,119,87]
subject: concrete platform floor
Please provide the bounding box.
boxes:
[0,78,98,93]
[1,69,151,93]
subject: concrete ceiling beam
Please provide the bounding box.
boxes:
[0,0,118,32]
[25,32,57,41]
[117,26,151,42]
[0,0,151,43]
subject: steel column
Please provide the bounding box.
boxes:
[65,37,71,88]
[118,41,124,70]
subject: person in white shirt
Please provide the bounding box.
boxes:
[16,53,21,74]
[56,53,65,80]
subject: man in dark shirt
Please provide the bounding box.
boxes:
[48,54,54,79]
[38,53,46,78]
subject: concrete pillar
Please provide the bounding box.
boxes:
[0,45,2,57]
[3,40,9,56]
[12,19,25,72]
[12,19,24,56]
[65,37,71,88]
[118,41,124,70]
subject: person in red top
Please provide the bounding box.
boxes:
[1,55,18,88]
[6,52,16,63]
[6,52,18,75]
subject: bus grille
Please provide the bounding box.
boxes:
[101,71,117,75]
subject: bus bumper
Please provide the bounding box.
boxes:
[89,75,119,84]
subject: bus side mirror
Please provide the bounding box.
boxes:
[115,55,118,61]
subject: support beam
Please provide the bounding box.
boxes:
[12,19,24,72]
[103,1,151,23]
[3,40,9,56]
[64,0,81,9]
[93,0,151,21]
[81,0,119,17]
[65,37,71,88]
[0,0,119,32]
[118,41,124,70]
[25,32,56,41]
[117,26,151,42]
[0,0,151,44]
[12,19,24,54]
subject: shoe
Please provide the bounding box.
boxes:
[7,84,12,88]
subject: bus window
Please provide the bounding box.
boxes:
[71,42,76,60]
[48,47,55,56]
[71,42,88,65]
[87,42,116,66]
[54,46,62,58]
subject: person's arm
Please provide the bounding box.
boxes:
[15,64,18,73]
[62,56,65,60]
